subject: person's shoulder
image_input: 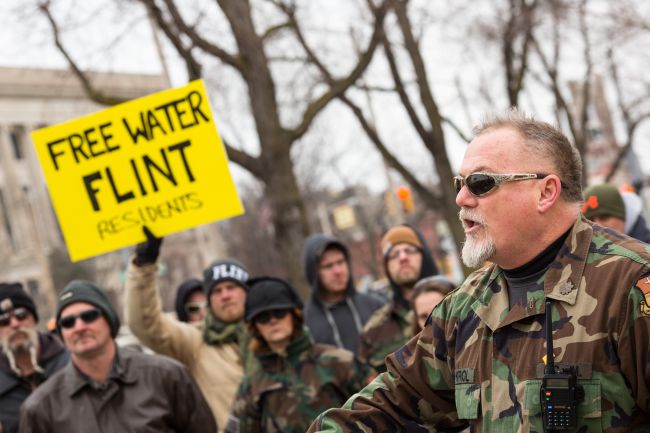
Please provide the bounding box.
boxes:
[22,365,69,411]
[591,225,650,261]
[123,349,188,374]
[361,303,392,333]
[589,228,650,279]
[311,342,355,364]
[352,291,386,309]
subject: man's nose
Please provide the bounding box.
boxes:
[9,316,23,328]
[455,184,477,208]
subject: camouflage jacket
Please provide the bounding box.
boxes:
[357,301,413,373]
[309,217,650,433]
[227,331,373,433]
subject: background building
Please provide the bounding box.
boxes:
[0,67,227,322]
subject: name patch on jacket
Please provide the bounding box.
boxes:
[455,368,475,384]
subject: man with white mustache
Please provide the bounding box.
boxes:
[308,110,650,432]
[0,283,68,433]
[458,208,495,268]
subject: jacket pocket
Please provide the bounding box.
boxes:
[454,383,481,419]
[524,379,602,433]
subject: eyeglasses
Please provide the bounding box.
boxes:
[0,307,30,327]
[59,309,102,329]
[184,302,207,315]
[453,172,564,197]
[254,309,290,325]
[387,245,420,261]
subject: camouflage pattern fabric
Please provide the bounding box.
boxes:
[308,217,650,433]
[227,330,374,433]
[358,301,413,373]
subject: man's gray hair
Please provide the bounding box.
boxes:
[473,109,583,203]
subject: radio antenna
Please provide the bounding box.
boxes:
[545,301,554,374]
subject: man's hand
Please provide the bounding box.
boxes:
[135,226,163,265]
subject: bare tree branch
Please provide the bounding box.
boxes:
[158,0,245,72]
[605,47,650,181]
[392,0,446,152]
[454,75,473,134]
[575,0,592,158]
[442,116,471,143]
[353,83,398,93]
[39,0,128,106]
[261,21,291,41]
[139,0,202,79]
[282,0,389,141]
[222,139,264,178]
[381,35,431,143]
[503,0,537,106]
[340,94,444,208]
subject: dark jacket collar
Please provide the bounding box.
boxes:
[66,345,137,396]
[254,330,313,366]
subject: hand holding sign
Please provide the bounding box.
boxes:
[135,226,163,266]
[31,80,244,261]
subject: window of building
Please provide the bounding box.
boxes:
[26,279,39,297]
[0,188,16,251]
[9,126,25,160]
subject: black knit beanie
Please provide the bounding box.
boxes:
[0,282,38,322]
[55,280,120,337]
[202,259,250,294]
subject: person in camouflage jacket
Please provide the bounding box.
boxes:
[226,277,373,433]
[308,111,650,432]
[358,224,438,372]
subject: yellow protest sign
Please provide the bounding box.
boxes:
[32,79,244,261]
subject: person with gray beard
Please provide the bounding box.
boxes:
[0,283,68,433]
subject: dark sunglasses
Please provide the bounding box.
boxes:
[59,309,102,329]
[453,172,565,197]
[184,302,207,315]
[254,309,290,325]
[0,307,30,327]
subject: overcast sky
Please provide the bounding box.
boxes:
[2,0,649,195]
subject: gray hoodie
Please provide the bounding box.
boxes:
[303,234,385,355]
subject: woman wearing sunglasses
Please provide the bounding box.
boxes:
[226,277,373,433]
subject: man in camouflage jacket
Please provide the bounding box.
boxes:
[358,224,438,372]
[309,111,650,432]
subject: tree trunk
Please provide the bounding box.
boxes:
[262,151,311,298]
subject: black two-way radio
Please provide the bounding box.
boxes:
[539,301,584,431]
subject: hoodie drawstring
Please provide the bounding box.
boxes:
[323,299,363,349]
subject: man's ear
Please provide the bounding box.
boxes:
[538,175,563,213]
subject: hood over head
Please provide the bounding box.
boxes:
[303,234,354,298]
[175,278,203,322]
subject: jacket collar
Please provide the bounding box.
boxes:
[255,329,313,365]
[66,346,137,396]
[472,216,591,331]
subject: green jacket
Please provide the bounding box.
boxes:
[309,217,650,432]
[227,331,372,433]
[357,301,413,373]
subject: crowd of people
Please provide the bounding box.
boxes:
[1,110,649,432]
